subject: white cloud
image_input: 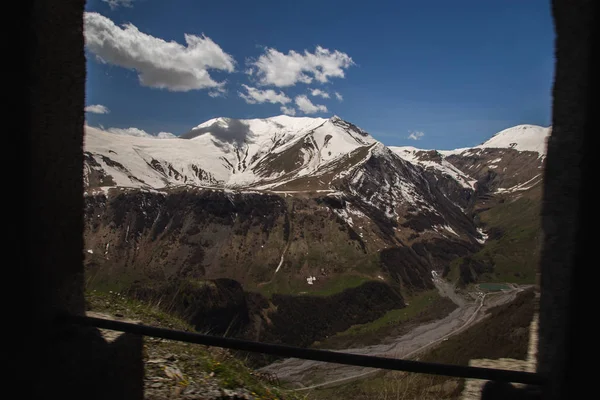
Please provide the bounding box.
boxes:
[407,131,425,140]
[102,0,134,10]
[334,92,343,101]
[107,127,175,139]
[107,127,151,137]
[156,132,176,139]
[84,12,235,92]
[208,90,225,98]
[85,104,110,114]
[280,106,296,116]
[238,84,291,105]
[310,88,330,99]
[248,46,354,87]
[295,95,328,114]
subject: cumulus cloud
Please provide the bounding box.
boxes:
[85,104,110,114]
[310,88,330,98]
[238,84,291,105]
[407,131,425,140]
[334,92,343,101]
[102,0,134,10]
[295,95,328,114]
[107,127,150,137]
[280,106,296,116]
[107,127,175,139]
[248,46,354,87]
[84,12,235,92]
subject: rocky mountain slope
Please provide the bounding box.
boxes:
[82,116,550,344]
[84,116,493,291]
[390,124,551,285]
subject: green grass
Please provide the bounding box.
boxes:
[334,290,440,336]
[309,275,373,296]
[312,290,457,350]
[253,274,374,299]
[448,187,542,285]
[478,283,511,291]
[307,370,461,400]
[85,290,303,400]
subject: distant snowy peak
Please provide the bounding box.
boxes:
[103,127,177,139]
[156,132,177,139]
[390,124,551,191]
[477,124,551,155]
[437,124,551,157]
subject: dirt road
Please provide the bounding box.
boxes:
[259,274,526,390]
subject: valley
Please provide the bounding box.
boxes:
[258,272,528,390]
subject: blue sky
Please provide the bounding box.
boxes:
[84,0,554,149]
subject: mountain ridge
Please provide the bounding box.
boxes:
[85,115,380,191]
[84,116,550,194]
[390,124,550,196]
[83,116,547,261]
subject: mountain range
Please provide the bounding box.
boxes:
[82,115,549,345]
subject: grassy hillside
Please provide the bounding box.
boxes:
[85,290,303,400]
[254,274,376,298]
[312,289,456,349]
[446,186,542,285]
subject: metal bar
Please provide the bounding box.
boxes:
[61,315,545,386]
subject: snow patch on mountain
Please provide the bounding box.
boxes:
[390,146,476,189]
[476,228,489,244]
[495,174,543,194]
[433,224,460,237]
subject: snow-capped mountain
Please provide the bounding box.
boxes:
[390,124,551,196]
[83,116,549,300]
[85,119,550,195]
[472,124,550,156]
[84,115,378,191]
[84,115,488,243]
